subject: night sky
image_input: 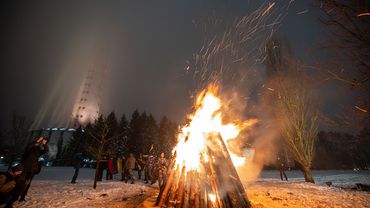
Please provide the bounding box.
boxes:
[0,1,340,129]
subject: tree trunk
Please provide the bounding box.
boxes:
[93,160,100,189]
[93,143,105,189]
[302,166,315,183]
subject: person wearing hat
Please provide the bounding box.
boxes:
[19,136,49,201]
[0,164,24,206]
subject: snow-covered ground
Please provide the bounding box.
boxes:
[245,170,370,208]
[1,167,369,208]
[4,167,158,208]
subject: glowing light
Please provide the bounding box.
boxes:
[173,85,252,172]
[357,12,370,17]
[208,194,216,203]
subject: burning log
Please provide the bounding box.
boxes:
[156,85,255,208]
[156,133,251,208]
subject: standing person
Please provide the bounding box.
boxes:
[143,156,151,183]
[0,164,24,207]
[124,153,136,184]
[19,136,49,202]
[277,157,288,181]
[71,153,84,184]
[97,157,107,181]
[157,152,168,187]
[148,156,159,185]
[117,157,123,177]
[107,157,114,180]
[137,153,145,180]
[119,156,126,181]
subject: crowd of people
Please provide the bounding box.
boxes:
[71,151,169,187]
[0,135,295,208]
[0,136,172,208]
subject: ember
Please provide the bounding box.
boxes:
[156,85,254,208]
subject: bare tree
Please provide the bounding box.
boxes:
[314,0,370,88]
[311,0,369,130]
[265,37,319,183]
[2,112,33,167]
[84,116,120,189]
[274,74,319,183]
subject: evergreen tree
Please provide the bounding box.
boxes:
[157,116,169,155]
[110,114,129,157]
[105,112,119,157]
[106,112,118,137]
[83,115,104,158]
[128,109,142,154]
[60,126,87,165]
[157,116,178,157]
[166,121,178,157]
[143,114,158,154]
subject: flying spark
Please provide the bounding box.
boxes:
[297,10,309,15]
[357,12,370,17]
[261,2,275,17]
[354,106,368,113]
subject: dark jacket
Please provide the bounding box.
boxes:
[72,153,84,169]
[21,142,49,174]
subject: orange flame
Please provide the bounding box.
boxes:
[173,85,255,172]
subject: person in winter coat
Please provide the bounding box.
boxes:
[145,155,158,184]
[137,153,145,180]
[119,156,126,181]
[124,153,136,184]
[157,152,168,187]
[143,156,151,184]
[18,136,49,202]
[0,164,24,206]
[106,158,114,180]
[277,157,288,181]
[71,153,84,184]
[97,157,107,181]
[117,157,123,176]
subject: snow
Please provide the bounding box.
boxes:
[257,170,370,188]
[245,170,370,208]
[245,180,369,208]
[3,167,158,208]
[15,180,156,208]
[1,167,369,208]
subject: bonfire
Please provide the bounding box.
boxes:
[156,85,256,208]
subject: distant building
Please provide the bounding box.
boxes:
[27,127,77,160]
[28,64,107,161]
[70,64,106,127]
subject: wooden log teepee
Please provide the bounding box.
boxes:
[156,133,251,208]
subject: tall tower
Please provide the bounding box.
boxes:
[70,64,105,127]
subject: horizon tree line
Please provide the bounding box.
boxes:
[0,108,368,175]
[60,109,179,166]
